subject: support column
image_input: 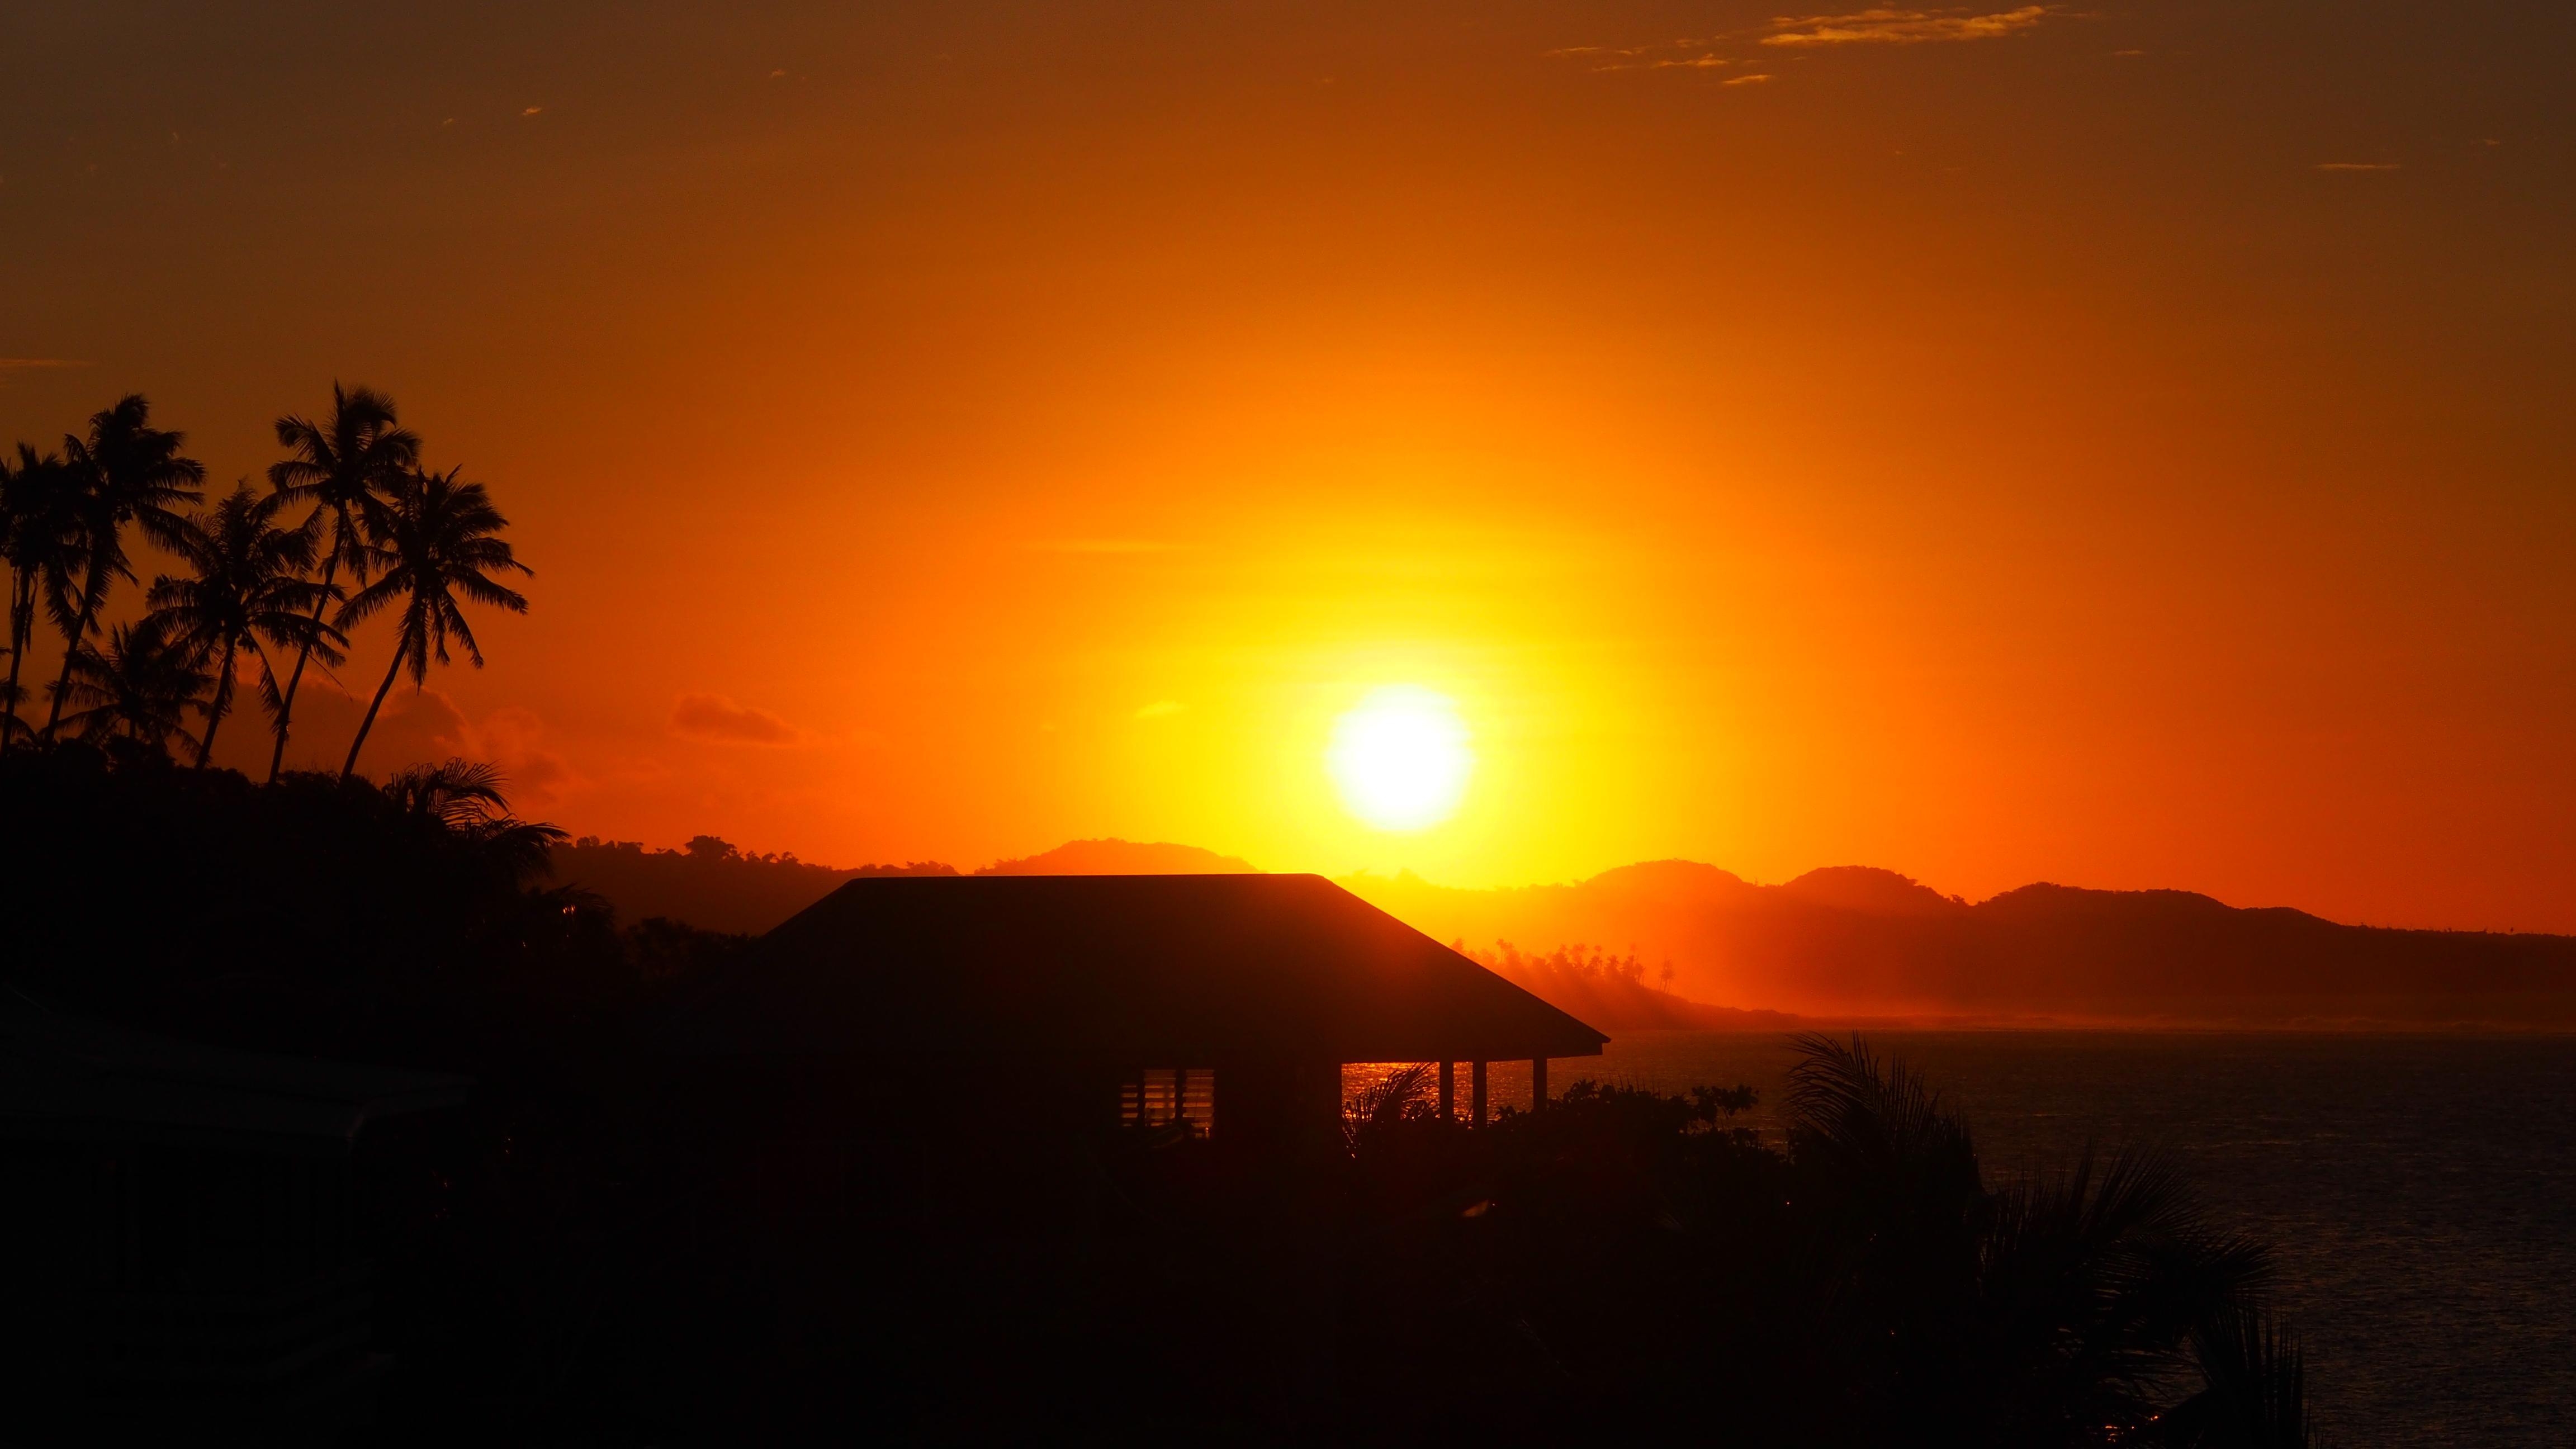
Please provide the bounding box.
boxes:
[1437,1060,1456,1121]
[1471,1060,1488,1127]
[1531,1057,1548,1112]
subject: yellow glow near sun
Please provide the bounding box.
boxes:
[1327,685,1474,832]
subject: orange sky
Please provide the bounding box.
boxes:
[6,2,2573,929]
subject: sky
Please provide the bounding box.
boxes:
[4,1,2573,930]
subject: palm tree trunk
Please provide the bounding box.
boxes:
[196,637,238,769]
[0,579,29,754]
[42,561,108,738]
[342,637,408,783]
[265,548,341,783]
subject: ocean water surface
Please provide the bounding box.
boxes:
[1356,1031,2576,1446]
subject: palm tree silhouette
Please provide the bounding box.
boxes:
[149,484,346,769]
[1,445,90,751]
[40,396,205,740]
[1,450,16,730]
[55,617,212,757]
[385,757,568,887]
[264,385,419,781]
[1784,1035,2289,1443]
[338,467,530,782]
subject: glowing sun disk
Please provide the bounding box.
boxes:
[1327,685,1473,831]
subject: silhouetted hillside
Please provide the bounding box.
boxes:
[552,831,2576,1025]
[548,835,1257,934]
[976,838,1259,875]
[1348,866,2576,1025]
[549,836,956,935]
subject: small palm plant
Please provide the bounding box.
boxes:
[383,757,567,887]
[40,396,205,740]
[338,467,531,782]
[1784,1034,2302,1445]
[54,617,212,757]
[263,383,419,780]
[149,483,345,769]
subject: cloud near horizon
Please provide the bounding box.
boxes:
[1763,6,2054,46]
[671,692,804,745]
[0,357,91,386]
[1556,6,2049,74]
[221,683,579,810]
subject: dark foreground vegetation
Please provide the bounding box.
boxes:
[1,744,2321,1445]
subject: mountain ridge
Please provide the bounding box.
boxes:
[548,839,2576,1025]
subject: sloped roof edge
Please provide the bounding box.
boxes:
[672,873,1609,1063]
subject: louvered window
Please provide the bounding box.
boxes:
[1119,1067,1215,1137]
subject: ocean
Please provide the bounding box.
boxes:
[1355,1031,2576,1446]
[1587,1031,2576,1433]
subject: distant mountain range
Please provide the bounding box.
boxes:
[550,840,2576,1027]
[1343,862,2576,1027]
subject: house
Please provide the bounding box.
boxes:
[0,988,467,1441]
[666,872,1609,1149]
[654,873,1611,1431]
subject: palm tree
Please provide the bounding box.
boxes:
[338,467,531,782]
[55,617,212,757]
[263,385,419,781]
[40,396,205,740]
[2,445,89,750]
[1784,1035,2284,1443]
[1,451,15,726]
[2154,1308,2321,1447]
[149,484,345,769]
[384,757,567,887]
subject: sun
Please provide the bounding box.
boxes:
[1327,685,1474,832]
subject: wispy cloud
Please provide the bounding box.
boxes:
[0,357,89,388]
[1763,6,2054,46]
[1560,44,1740,74]
[1133,700,1185,721]
[2315,162,2401,172]
[1554,5,2052,75]
[671,692,804,746]
[1725,73,1775,84]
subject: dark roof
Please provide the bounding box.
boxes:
[669,874,1608,1063]
[0,989,469,1147]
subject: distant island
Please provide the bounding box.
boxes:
[550,841,2576,1028]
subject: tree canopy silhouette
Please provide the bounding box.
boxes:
[0,444,86,749]
[1,387,531,787]
[338,466,531,782]
[148,482,342,768]
[40,395,203,740]
[54,618,211,756]
[264,383,419,782]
